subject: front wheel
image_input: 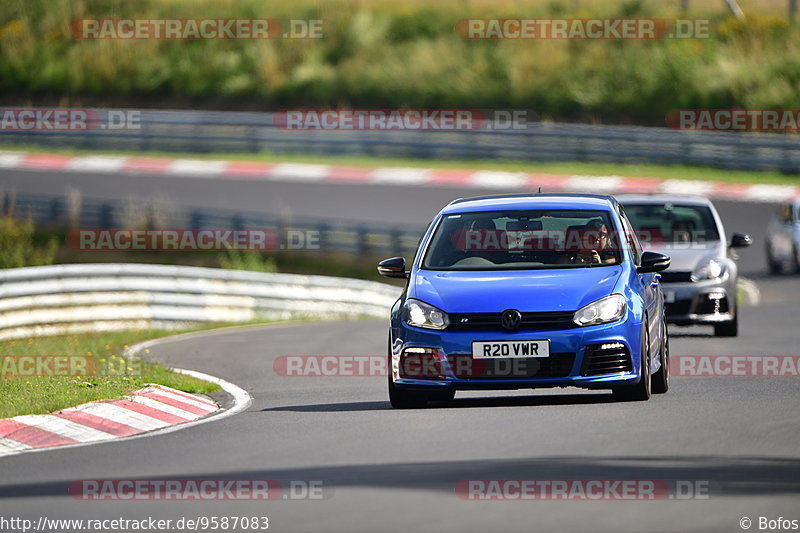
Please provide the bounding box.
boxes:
[767,244,783,275]
[427,389,456,403]
[714,312,738,337]
[794,245,800,274]
[388,375,429,409]
[612,323,652,402]
[651,318,670,394]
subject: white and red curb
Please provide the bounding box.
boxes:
[1,151,798,203]
[0,384,220,457]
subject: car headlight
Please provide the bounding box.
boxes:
[404,299,449,330]
[573,294,627,327]
[691,259,726,281]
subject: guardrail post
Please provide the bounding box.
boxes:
[250,125,259,152]
[232,214,245,231]
[277,218,287,247]
[317,222,329,252]
[48,198,63,224]
[190,211,205,230]
[390,228,402,256]
[357,226,369,255]
[99,203,115,228]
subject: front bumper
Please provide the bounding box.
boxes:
[662,276,735,325]
[391,313,644,391]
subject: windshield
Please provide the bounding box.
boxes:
[623,203,720,245]
[421,209,623,271]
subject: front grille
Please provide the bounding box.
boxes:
[447,311,577,331]
[463,353,575,380]
[659,271,693,283]
[581,343,632,376]
[695,294,730,315]
[666,295,729,317]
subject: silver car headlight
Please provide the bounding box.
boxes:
[691,259,726,281]
[573,294,627,327]
[404,299,449,330]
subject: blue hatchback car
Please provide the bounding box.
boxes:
[378,194,672,408]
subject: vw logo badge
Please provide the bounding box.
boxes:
[500,309,522,331]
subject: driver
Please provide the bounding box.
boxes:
[558,219,616,265]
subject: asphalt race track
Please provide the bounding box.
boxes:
[1,167,799,532]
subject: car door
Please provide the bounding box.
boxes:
[619,208,660,361]
[792,203,800,263]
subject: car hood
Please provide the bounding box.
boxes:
[411,267,623,313]
[644,242,723,271]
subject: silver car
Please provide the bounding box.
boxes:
[617,195,751,337]
[766,200,800,274]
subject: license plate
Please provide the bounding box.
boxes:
[663,291,676,304]
[472,340,550,359]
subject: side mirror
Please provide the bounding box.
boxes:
[377,257,408,279]
[637,251,671,273]
[730,233,752,248]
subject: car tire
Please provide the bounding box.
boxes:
[612,323,651,402]
[388,375,429,409]
[427,389,456,403]
[714,312,738,337]
[767,244,782,275]
[651,318,669,394]
[794,245,800,274]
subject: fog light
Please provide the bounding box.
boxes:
[400,347,443,379]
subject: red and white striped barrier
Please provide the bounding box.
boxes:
[0,385,219,457]
[2,151,798,203]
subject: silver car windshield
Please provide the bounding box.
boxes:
[623,203,721,244]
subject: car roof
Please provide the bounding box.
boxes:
[441,193,617,214]
[615,194,714,207]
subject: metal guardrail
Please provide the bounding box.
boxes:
[3,192,426,257]
[0,263,402,341]
[1,109,799,172]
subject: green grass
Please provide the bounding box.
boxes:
[0,328,226,418]
[3,143,798,186]
[1,0,799,125]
